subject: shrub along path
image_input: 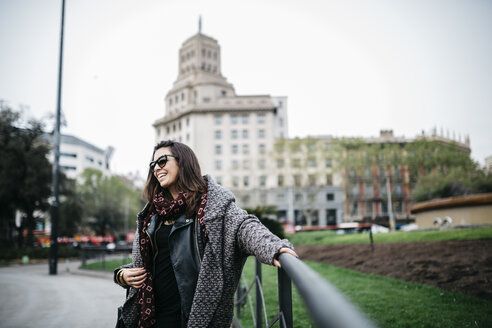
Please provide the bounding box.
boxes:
[296,239,492,300]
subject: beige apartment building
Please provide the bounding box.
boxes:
[153,30,344,226]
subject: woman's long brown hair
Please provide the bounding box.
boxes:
[142,140,207,217]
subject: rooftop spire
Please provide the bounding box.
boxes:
[198,15,202,34]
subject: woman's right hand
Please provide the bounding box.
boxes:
[122,267,147,288]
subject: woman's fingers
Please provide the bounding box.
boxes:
[273,247,299,268]
[122,268,147,288]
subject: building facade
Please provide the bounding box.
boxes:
[44,133,114,179]
[153,31,344,226]
[340,129,471,224]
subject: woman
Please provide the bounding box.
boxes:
[114,140,296,328]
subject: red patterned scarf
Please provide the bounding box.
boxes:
[137,191,207,327]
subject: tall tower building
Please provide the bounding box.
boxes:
[153,29,288,194]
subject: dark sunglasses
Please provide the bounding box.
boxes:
[149,154,178,171]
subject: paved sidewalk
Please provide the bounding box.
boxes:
[0,260,127,328]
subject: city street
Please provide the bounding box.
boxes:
[0,261,125,328]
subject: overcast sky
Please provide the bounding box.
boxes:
[1,0,491,177]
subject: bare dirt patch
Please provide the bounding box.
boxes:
[296,239,492,300]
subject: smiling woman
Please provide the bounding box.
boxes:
[113,140,297,328]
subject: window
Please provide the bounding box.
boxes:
[326,209,337,225]
[231,130,238,139]
[308,175,316,186]
[232,160,239,169]
[258,129,265,138]
[326,174,333,186]
[259,144,265,153]
[181,93,184,101]
[232,176,239,187]
[364,167,372,178]
[308,142,316,152]
[243,160,250,169]
[278,175,284,187]
[215,130,222,139]
[277,193,285,202]
[215,115,222,125]
[242,114,249,124]
[232,144,238,154]
[60,152,77,158]
[277,159,284,168]
[274,143,284,153]
[215,145,222,154]
[325,158,332,168]
[295,193,303,202]
[243,176,249,187]
[221,90,227,97]
[365,202,373,216]
[169,98,173,106]
[394,184,403,197]
[308,193,316,203]
[307,157,317,167]
[216,176,222,185]
[242,195,250,205]
[242,129,248,138]
[61,165,76,171]
[326,193,334,201]
[292,159,301,168]
[259,175,266,187]
[186,118,190,126]
[324,143,331,152]
[278,101,283,108]
[257,113,265,124]
[350,202,358,216]
[203,97,210,103]
[242,144,249,154]
[258,159,266,169]
[215,160,222,170]
[86,156,94,163]
[381,201,388,214]
[364,184,374,197]
[351,184,359,197]
[294,175,302,186]
[231,114,238,124]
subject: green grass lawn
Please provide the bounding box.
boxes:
[287,226,492,245]
[85,227,492,327]
[82,257,131,271]
[238,257,492,328]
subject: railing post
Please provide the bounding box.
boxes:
[255,258,262,328]
[236,282,242,318]
[278,268,293,328]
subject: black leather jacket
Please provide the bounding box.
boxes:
[145,213,205,319]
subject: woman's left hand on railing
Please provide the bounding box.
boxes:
[273,248,298,268]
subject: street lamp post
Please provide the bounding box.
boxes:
[386,173,395,231]
[49,0,66,275]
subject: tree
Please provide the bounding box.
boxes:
[0,103,52,247]
[78,168,143,236]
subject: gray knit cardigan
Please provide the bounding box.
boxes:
[116,175,293,328]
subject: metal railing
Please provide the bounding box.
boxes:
[234,254,378,328]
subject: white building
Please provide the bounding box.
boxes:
[44,133,114,179]
[153,31,288,190]
[153,29,344,227]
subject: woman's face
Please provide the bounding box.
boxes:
[153,147,179,197]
